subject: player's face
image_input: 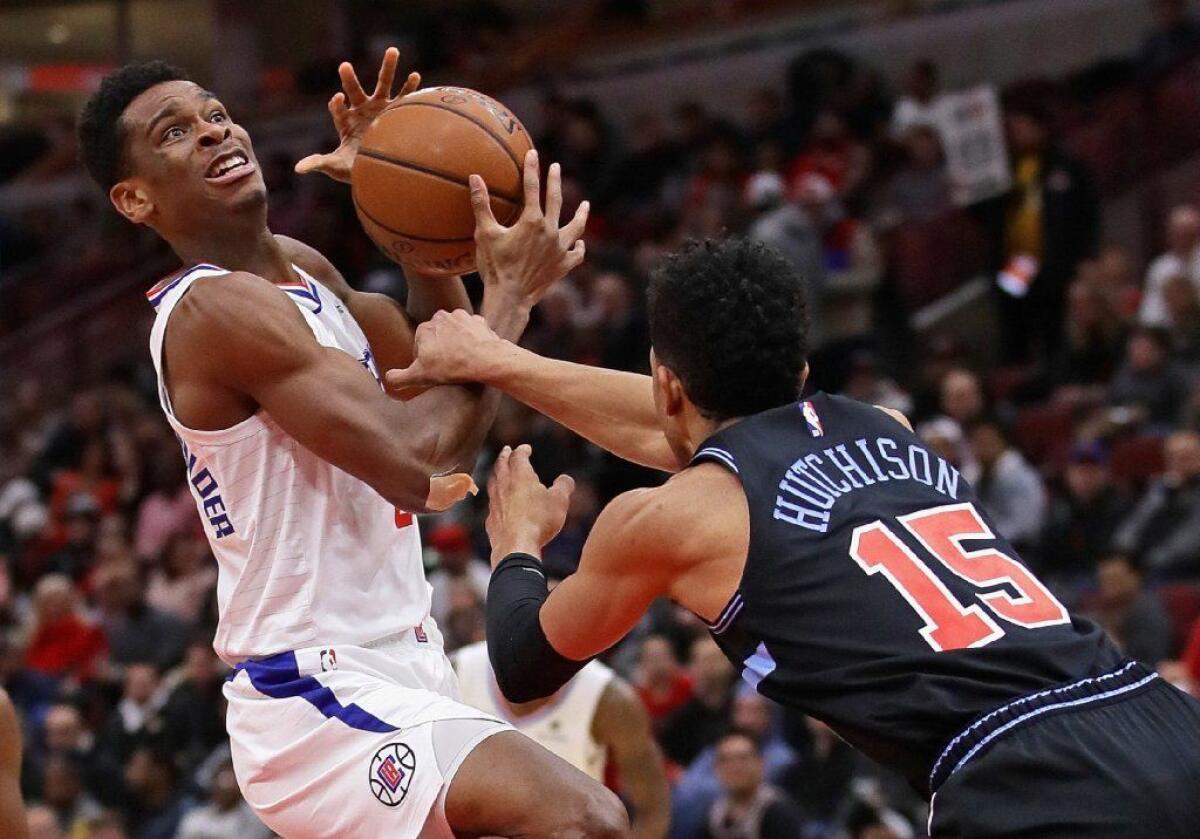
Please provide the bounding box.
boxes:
[113,80,266,231]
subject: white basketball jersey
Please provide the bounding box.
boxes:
[453,641,613,781]
[147,264,429,664]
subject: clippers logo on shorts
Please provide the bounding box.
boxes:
[369,742,415,806]
[802,401,824,437]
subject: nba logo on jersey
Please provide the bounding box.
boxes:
[319,648,337,671]
[413,624,428,643]
[801,401,824,437]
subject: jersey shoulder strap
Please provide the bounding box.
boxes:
[147,264,229,419]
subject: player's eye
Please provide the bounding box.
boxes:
[163,126,185,142]
[210,110,227,123]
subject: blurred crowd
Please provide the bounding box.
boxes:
[5,2,1200,838]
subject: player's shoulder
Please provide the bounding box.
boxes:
[274,234,353,300]
[595,462,745,566]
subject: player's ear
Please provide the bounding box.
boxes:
[653,361,687,417]
[109,180,154,225]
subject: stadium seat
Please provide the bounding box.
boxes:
[1012,404,1076,470]
[1158,583,1200,657]
[1109,435,1166,488]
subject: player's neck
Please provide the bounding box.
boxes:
[170,223,296,284]
[682,413,743,461]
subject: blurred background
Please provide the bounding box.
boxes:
[3,1,1200,837]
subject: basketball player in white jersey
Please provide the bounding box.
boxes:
[451,561,669,839]
[77,50,628,837]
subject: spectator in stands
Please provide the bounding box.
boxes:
[1049,278,1129,401]
[789,109,871,199]
[634,634,694,735]
[781,716,858,831]
[1040,442,1129,586]
[176,760,271,839]
[93,560,187,671]
[144,534,215,626]
[1160,273,1200,366]
[938,369,987,428]
[964,418,1047,550]
[1113,430,1200,577]
[795,173,882,345]
[161,643,226,771]
[700,730,807,839]
[132,458,194,563]
[1139,205,1200,327]
[890,59,944,138]
[30,392,106,490]
[878,125,952,226]
[95,664,165,781]
[426,523,490,632]
[1107,325,1191,430]
[992,101,1099,362]
[1139,0,1200,80]
[41,497,101,583]
[1093,554,1174,666]
[40,753,102,836]
[122,747,194,839]
[745,171,825,309]
[24,575,106,685]
[661,636,736,768]
[26,804,63,839]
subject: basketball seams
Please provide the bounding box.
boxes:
[356,149,523,206]
[353,190,519,243]
[384,99,528,171]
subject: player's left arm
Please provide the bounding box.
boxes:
[592,678,670,839]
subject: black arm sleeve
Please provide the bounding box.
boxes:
[486,553,590,703]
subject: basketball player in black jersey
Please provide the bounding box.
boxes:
[388,236,1200,837]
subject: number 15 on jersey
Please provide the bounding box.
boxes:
[849,502,1069,652]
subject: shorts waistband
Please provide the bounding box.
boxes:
[227,621,440,676]
[929,660,1159,794]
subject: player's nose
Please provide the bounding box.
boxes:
[198,122,231,146]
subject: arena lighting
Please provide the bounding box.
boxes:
[0,63,112,94]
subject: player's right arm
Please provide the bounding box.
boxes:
[388,315,675,472]
[168,273,488,513]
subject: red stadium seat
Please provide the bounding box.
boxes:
[1158,583,1200,657]
[1109,435,1166,488]
[889,211,987,311]
[1012,404,1076,470]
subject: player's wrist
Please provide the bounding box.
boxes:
[478,286,532,341]
[489,532,543,567]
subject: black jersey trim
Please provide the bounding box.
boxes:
[691,446,739,473]
[929,661,1157,793]
[702,592,744,634]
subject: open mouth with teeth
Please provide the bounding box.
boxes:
[205,151,254,184]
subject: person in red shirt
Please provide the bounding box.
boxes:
[24,575,107,685]
[633,634,693,733]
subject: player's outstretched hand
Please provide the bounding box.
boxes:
[295,46,421,183]
[471,149,589,308]
[486,444,574,566]
[383,309,503,400]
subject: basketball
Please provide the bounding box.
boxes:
[351,86,533,276]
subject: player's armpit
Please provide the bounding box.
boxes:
[592,679,670,839]
[171,274,476,512]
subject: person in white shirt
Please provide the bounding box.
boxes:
[1140,204,1200,326]
[426,523,491,631]
[177,761,272,839]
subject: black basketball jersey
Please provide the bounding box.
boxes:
[690,392,1124,795]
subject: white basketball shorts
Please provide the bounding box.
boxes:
[223,621,511,838]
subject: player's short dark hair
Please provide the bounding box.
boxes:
[648,237,808,421]
[78,61,189,190]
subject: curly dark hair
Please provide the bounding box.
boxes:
[78,61,189,190]
[647,237,809,421]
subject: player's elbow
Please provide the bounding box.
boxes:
[492,661,554,705]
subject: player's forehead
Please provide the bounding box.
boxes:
[122,80,216,128]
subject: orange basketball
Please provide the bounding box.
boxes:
[351,86,533,276]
